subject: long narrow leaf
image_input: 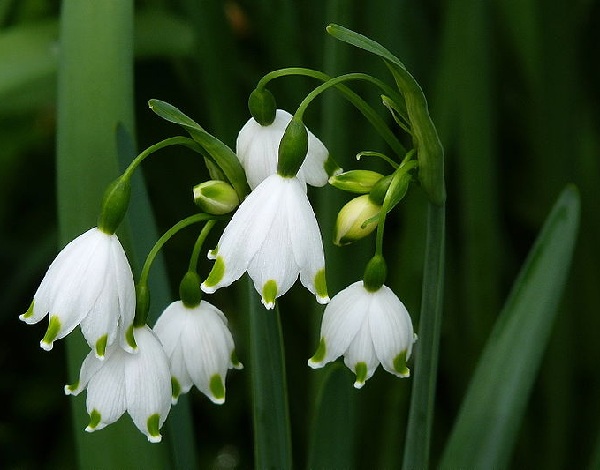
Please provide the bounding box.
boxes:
[440,185,580,468]
[148,99,249,200]
[246,280,292,468]
[57,1,170,467]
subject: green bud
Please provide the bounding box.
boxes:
[277,117,308,178]
[97,176,131,235]
[334,195,381,246]
[193,180,239,215]
[248,88,277,125]
[363,255,387,292]
[329,169,384,194]
[179,271,202,308]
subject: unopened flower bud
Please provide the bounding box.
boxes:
[193,180,240,215]
[277,117,309,178]
[334,195,381,246]
[329,170,384,194]
[248,88,277,125]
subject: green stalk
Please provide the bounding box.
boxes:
[57,1,170,467]
[247,281,292,469]
[401,203,445,469]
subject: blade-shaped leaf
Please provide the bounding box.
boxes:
[327,24,445,206]
[440,185,580,468]
[148,99,249,200]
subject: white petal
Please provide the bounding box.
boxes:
[286,178,327,301]
[65,348,111,396]
[247,182,299,306]
[125,326,171,442]
[344,311,379,389]
[111,235,136,350]
[202,175,282,293]
[153,301,186,357]
[369,286,415,376]
[298,131,329,187]
[236,110,290,189]
[84,346,128,430]
[182,302,233,404]
[313,281,368,365]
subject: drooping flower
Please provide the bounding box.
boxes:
[236,109,330,189]
[19,227,136,358]
[334,194,382,246]
[201,173,329,309]
[308,280,416,389]
[153,299,242,405]
[65,325,171,443]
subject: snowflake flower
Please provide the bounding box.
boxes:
[154,299,242,405]
[65,325,171,443]
[20,227,136,358]
[308,280,416,388]
[201,174,329,309]
[237,109,329,189]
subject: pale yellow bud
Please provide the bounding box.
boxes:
[334,195,381,246]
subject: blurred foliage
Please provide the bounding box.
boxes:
[1,0,598,468]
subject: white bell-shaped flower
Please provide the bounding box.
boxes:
[19,227,136,359]
[154,299,242,405]
[201,174,329,309]
[236,109,330,190]
[308,280,416,389]
[65,325,172,443]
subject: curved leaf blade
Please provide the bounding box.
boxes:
[148,99,249,199]
[440,185,580,468]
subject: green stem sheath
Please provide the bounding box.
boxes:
[402,203,445,469]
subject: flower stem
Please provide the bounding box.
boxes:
[188,219,216,274]
[256,67,406,158]
[402,202,446,469]
[122,136,199,180]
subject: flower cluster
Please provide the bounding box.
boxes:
[22,74,422,442]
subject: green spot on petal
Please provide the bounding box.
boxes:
[171,377,181,402]
[393,350,410,377]
[95,334,108,358]
[147,414,161,442]
[88,409,101,430]
[262,280,278,308]
[203,256,225,288]
[41,315,61,349]
[231,350,243,369]
[209,374,225,403]
[65,381,79,394]
[125,324,136,350]
[310,338,327,364]
[22,300,35,319]
[314,269,328,300]
[354,362,368,387]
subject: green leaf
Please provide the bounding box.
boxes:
[148,99,250,200]
[246,281,292,469]
[327,23,445,206]
[308,365,356,469]
[440,185,580,468]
